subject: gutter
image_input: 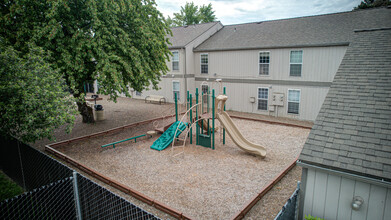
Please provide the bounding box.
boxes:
[297,160,391,188]
[193,42,350,52]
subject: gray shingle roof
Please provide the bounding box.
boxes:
[194,8,391,51]
[167,22,220,49]
[299,28,391,181]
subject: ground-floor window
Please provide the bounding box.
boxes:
[201,84,209,104]
[258,87,269,110]
[136,91,142,96]
[288,89,300,114]
[173,81,180,100]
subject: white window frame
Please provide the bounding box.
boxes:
[172,51,179,71]
[258,51,270,76]
[257,87,269,111]
[287,89,301,115]
[200,53,208,74]
[289,50,303,77]
[172,80,180,100]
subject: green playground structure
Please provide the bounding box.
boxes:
[101,134,146,148]
[150,121,188,151]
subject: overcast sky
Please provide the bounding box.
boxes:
[155,0,363,25]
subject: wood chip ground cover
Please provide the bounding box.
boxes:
[55,116,309,219]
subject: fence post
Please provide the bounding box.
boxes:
[294,181,301,220]
[17,140,26,189]
[73,172,82,220]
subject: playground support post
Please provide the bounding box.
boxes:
[175,92,178,122]
[190,94,193,144]
[196,88,199,145]
[212,89,215,150]
[223,87,226,145]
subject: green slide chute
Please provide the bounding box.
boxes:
[150,121,188,151]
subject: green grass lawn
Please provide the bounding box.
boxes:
[0,171,24,201]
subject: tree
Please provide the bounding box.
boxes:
[0,45,77,143]
[173,2,200,26]
[1,0,172,123]
[354,0,391,10]
[171,2,217,27]
[199,3,217,23]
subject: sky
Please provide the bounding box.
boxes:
[155,0,363,25]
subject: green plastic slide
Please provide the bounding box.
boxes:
[150,121,188,151]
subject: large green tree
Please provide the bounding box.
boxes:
[354,0,391,10]
[1,0,172,123]
[0,45,77,143]
[171,2,216,27]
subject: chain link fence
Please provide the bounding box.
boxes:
[0,136,160,219]
[274,182,300,220]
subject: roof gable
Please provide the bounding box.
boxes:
[167,22,220,49]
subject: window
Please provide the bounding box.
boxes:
[172,51,179,71]
[287,89,300,114]
[136,91,142,96]
[201,85,209,94]
[259,52,270,75]
[201,54,208,74]
[290,50,302,77]
[173,81,180,100]
[201,84,209,104]
[258,88,269,110]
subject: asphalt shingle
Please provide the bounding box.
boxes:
[299,27,391,181]
[167,22,220,48]
[194,8,391,51]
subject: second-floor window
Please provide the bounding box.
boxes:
[172,51,179,71]
[201,54,208,74]
[290,50,302,77]
[259,52,270,75]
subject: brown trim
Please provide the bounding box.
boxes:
[230,157,298,220]
[229,115,312,129]
[194,42,349,52]
[195,77,332,88]
[45,145,193,220]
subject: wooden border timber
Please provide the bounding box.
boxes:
[229,115,312,130]
[230,156,299,220]
[49,113,181,148]
[45,145,193,220]
[45,112,306,219]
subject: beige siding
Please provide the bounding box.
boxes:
[166,49,186,75]
[302,169,391,220]
[194,46,347,81]
[185,23,223,82]
[194,81,329,121]
[132,78,186,103]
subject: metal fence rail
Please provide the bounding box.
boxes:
[0,135,160,220]
[0,177,76,219]
[274,182,300,220]
[77,173,159,219]
[0,136,72,190]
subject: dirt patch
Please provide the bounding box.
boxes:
[54,116,309,219]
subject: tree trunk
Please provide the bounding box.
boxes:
[77,101,95,123]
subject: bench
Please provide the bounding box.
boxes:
[145,95,166,105]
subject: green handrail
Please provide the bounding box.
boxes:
[101,134,146,148]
